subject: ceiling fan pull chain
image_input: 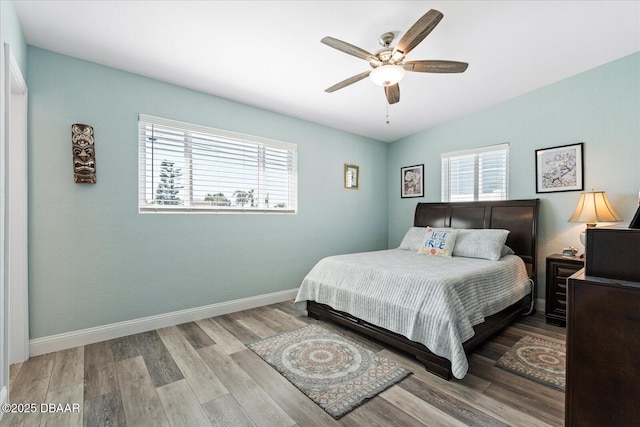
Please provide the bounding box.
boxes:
[386,103,390,124]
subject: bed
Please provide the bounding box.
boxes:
[295,199,539,380]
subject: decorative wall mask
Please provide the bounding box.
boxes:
[71,123,96,183]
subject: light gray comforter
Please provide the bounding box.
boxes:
[295,249,532,379]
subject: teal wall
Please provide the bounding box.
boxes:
[27,47,388,338]
[25,43,640,338]
[388,52,640,298]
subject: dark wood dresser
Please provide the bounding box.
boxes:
[565,228,640,426]
[545,254,583,326]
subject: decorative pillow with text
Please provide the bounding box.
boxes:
[418,228,458,257]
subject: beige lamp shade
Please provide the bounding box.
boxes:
[568,191,622,227]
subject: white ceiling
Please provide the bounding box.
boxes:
[13,1,640,142]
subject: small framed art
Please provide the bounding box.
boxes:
[401,164,424,198]
[344,163,359,189]
[535,143,584,193]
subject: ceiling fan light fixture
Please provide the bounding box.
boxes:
[369,64,406,86]
[391,50,405,63]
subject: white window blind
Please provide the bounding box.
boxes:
[138,114,297,213]
[441,143,509,202]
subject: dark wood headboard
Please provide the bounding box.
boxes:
[414,199,540,282]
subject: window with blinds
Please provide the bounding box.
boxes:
[138,115,297,213]
[441,143,509,202]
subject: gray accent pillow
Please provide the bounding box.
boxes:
[398,227,429,251]
[501,245,515,257]
[452,229,510,261]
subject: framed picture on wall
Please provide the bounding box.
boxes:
[401,164,424,198]
[344,163,359,189]
[535,142,584,193]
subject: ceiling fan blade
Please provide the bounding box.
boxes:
[321,36,374,61]
[384,84,400,104]
[325,70,372,93]
[393,9,444,59]
[404,60,469,73]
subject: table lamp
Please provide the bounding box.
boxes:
[568,190,622,247]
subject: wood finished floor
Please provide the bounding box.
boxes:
[1,301,566,426]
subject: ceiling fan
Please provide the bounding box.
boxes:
[322,9,468,104]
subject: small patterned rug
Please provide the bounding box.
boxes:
[496,335,565,391]
[247,324,411,419]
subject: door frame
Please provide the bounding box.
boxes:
[4,43,29,365]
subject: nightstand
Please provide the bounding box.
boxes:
[545,254,584,326]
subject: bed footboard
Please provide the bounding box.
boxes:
[307,296,530,380]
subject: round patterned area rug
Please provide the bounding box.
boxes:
[496,335,565,391]
[281,337,368,383]
[247,325,411,419]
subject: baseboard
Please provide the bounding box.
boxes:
[29,288,299,357]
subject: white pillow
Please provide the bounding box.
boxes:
[418,227,458,257]
[399,227,429,251]
[452,229,510,261]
